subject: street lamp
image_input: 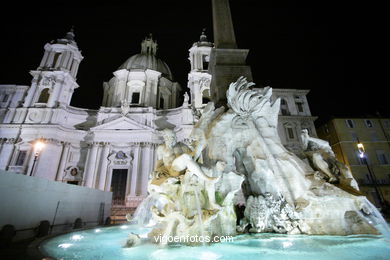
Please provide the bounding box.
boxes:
[357,141,384,207]
[29,139,45,176]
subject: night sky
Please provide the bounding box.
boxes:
[0,1,384,126]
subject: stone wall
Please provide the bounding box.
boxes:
[0,170,112,241]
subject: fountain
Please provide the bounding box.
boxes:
[38,77,390,259]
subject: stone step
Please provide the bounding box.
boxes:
[110,207,136,224]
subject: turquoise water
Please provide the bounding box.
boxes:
[40,225,390,260]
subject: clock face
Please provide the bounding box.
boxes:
[70,168,78,176]
[116,151,126,159]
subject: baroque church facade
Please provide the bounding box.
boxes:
[0,29,317,207]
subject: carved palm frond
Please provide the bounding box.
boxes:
[227,76,280,128]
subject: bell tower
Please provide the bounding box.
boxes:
[23,28,84,108]
[188,30,213,108]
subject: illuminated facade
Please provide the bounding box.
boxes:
[0,29,317,207]
[317,118,390,207]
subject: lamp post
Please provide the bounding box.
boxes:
[357,142,385,207]
[29,139,45,176]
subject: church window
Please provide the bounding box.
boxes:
[346,119,355,128]
[160,97,164,109]
[37,88,50,103]
[280,99,290,115]
[15,151,27,166]
[296,102,304,113]
[2,94,9,102]
[287,127,295,139]
[131,92,140,104]
[202,54,209,70]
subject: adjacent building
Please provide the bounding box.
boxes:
[0,29,317,208]
[317,117,390,206]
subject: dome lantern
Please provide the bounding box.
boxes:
[141,33,157,56]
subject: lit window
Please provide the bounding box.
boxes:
[15,151,27,166]
[346,119,355,128]
[365,119,373,128]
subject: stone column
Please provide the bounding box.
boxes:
[47,52,55,67]
[141,144,153,196]
[98,143,110,191]
[130,144,140,196]
[136,144,145,195]
[39,51,49,68]
[55,142,70,181]
[84,143,98,188]
[73,62,80,76]
[66,53,74,70]
[0,139,16,170]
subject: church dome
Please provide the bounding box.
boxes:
[118,35,173,80]
[119,53,173,80]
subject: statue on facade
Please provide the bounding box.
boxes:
[182,92,189,107]
[121,99,130,116]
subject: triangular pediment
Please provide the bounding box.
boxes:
[91,116,153,131]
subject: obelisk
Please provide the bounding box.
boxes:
[208,0,253,107]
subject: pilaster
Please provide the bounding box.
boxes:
[98,143,110,191]
[84,142,99,188]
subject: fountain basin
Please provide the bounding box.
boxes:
[38,224,390,260]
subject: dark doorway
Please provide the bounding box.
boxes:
[67,181,79,185]
[131,92,140,104]
[111,169,128,205]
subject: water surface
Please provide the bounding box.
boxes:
[40,225,390,260]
